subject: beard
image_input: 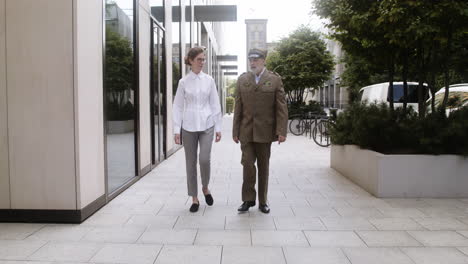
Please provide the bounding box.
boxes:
[250,66,263,75]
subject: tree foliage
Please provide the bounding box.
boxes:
[340,53,388,102]
[226,79,237,97]
[266,26,334,105]
[314,0,468,116]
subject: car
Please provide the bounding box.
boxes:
[426,83,468,114]
[359,82,428,112]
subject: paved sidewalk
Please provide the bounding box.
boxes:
[1,115,468,264]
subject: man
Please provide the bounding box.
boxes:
[233,48,288,214]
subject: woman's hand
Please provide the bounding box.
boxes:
[215,132,222,142]
[174,134,181,145]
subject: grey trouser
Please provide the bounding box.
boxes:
[182,126,214,197]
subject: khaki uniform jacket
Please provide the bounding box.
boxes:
[233,70,288,143]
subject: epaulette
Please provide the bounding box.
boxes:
[270,71,281,78]
[238,72,249,79]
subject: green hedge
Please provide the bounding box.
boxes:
[226,96,234,114]
[288,100,326,117]
[331,103,468,155]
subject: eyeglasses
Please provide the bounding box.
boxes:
[196,58,206,62]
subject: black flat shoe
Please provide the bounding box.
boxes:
[237,201,256,212]
[204,194,214,206]
[259,204,270,214]
[189,202,199,213]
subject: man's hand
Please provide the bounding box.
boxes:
[233,136,239,144]
[174,134,181,145]
[278,135,286,144]
[215,132,222,142]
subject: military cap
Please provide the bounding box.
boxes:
[248,48,267,59]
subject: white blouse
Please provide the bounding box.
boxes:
[173,71,222,134]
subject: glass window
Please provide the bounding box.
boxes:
[172,0,181,97]
[433,91,468,108]
[150,0,164,25]
[150,0,162,5]
[358,90,364,101]
[388,84,419,103]
[151,22,166,164]
[184,0,192,74]
[194,22,199,46]
[104,0,137,193]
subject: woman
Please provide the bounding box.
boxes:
[173,47,222,212]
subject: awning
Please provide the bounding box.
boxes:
[216,55,237,62]
[220,65,238,70]
[151,5,237,22]
[223,72,238,76]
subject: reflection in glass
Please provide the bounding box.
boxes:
[105,0,136,193]
[172,1,181,97]
[388,84,419,103]
[150,0,163,6]
[184,0,192,74]
[158,29,166,161]
[194,22,199,46]
[149,0,164,24]
[151,23,166,164]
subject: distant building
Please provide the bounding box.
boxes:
[245,19,267,69]
[310,39,348,109]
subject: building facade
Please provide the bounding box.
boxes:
[0,0,235,223]
[317,39,349,109]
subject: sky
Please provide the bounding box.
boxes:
[111,0,327,76]
[219,0,327,76]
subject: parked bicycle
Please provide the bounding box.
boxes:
[312,117,334,147]
[289,112,333,147]
[289,112,321,136]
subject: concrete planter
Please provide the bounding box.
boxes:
[107,120,134,134]
[330,144,468,198]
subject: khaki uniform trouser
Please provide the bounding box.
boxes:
[240,142,272,204]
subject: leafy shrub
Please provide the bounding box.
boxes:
[288,100,326,117]
[226,96,235,114]
[331,103,468,155]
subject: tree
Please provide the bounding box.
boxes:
[429,1,468,110]
[375,0,467,115]
[314,0,399,110]
[266,26,334,106]
[225,78,237,97]
[341,53,388,103]
[314,0,468,115]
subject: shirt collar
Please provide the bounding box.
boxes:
[255,67,266,79]
[189,70,205,80]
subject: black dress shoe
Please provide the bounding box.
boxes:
[204,194,214,206]
[189,202,199,212]
[259,204,270,214]
[237,201,256,212]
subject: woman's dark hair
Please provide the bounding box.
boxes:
[184,46,205,65]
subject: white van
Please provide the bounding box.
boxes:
[359,82,428,112]
[427,83,468,113]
